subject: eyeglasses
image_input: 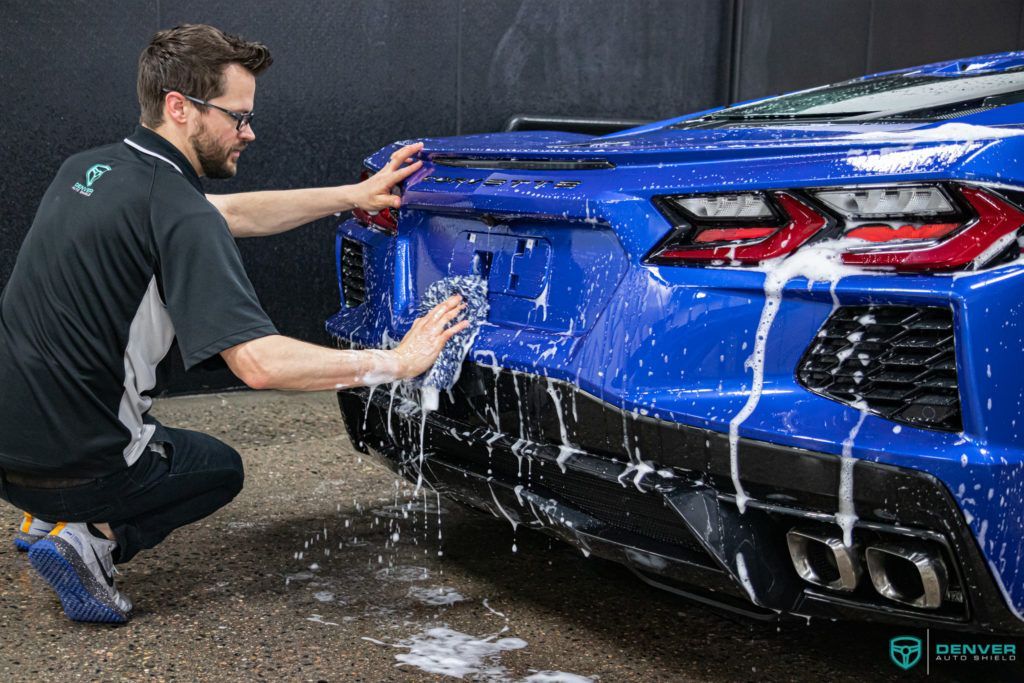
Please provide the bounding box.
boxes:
[161,88,255,131]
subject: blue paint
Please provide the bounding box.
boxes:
[326,51,1024,620]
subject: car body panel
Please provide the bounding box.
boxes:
[327,52,1024,630]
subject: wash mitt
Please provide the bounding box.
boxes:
[413,275,489,410]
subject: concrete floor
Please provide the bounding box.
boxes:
[0,390,990,681]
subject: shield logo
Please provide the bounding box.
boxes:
[890,636,923,670]
[85,164,112,188]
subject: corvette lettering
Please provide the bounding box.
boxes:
[419,176,581,189]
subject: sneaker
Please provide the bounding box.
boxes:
[28,522,133,623]
[13,513,56,551]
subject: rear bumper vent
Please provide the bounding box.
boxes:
[341,237,366,307]
[797,305,961,432]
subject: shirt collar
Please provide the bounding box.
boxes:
[124,126,204,194]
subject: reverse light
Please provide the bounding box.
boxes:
[352,168,399,235]
[815,186,954,218]
[675,193,775,220]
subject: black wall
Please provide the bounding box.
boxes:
[2,0,1024,395]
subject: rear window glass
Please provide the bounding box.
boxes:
[701,69,1024,122]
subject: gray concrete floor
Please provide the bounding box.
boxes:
[0,390,961,681]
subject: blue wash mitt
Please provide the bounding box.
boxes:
[413,275,489,410]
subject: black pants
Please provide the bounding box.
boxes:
[0,422,244,564]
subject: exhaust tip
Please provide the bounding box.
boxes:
[786,529,862,592]
[865,543,948,609]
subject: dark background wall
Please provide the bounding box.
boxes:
[2,0,1024,395]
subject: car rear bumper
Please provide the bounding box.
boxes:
[336,361,1024,634]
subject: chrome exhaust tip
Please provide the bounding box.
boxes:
[865,543,948,609]
[786,529,862,592]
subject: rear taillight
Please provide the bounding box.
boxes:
[647,183,1024,272]
[352,169,398,235]
[649,192,827,264]
[838,186,1024,271]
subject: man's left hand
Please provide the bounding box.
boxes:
[350,142,424,212]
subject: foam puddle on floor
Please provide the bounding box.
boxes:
[364,626,526,679]
[407,585,466,606]
[363,599,594,682]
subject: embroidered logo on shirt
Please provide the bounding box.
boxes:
[72,163,113,197]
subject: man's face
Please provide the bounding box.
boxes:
[188,63,256,179]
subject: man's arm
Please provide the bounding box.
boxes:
[221,295,468,391]
[207,142,424,238]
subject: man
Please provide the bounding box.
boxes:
[0,24,466,624]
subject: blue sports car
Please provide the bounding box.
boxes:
[327,52,1024,634]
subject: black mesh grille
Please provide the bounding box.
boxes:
[542,469,707,551]
[341,237,366,307]
[797,305,961,432]
[431,440,707,554]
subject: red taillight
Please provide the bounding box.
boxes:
[845,222,959,242]
[352,168,398,235]
[841,187,1024,271]
[693,227,776,243]
[648,183,1024,272]
[352,206,397,234]
[654,193,827,263]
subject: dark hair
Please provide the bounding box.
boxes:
[137,24,272,127]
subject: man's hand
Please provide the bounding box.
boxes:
[351,142,425,212]
[220,295,470,391]
[392,294,470,379]
[206,142,425,238]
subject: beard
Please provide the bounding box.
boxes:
[189,120,245,179]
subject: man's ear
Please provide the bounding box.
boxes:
[164,91,190,125]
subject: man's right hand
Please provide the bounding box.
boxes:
[350,142,424,213]
[392,295,470,379]
[221,295,469,392]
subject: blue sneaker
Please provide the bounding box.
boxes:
[13,513,56,551]
[28,522,133,623]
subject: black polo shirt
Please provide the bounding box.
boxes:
[0,127,277,477]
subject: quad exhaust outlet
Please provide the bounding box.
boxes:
[787,529,949,610]
[865,542,948,610]
[786,529,862,592]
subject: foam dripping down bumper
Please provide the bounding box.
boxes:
[336,361,1024,635]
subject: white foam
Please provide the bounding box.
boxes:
[407,586,467,606]
[285,570,315,583]
[523,672,594,683]
[846,142,983,174]
[617,461,655,492]
[734,552,757,602]
[837,403,869,546]
[845,122,1024,142]
[306,614,338,626]
[371,627,527,679]
[375,565,430,582]
[350,349,404,387]
[731,242,865,512]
